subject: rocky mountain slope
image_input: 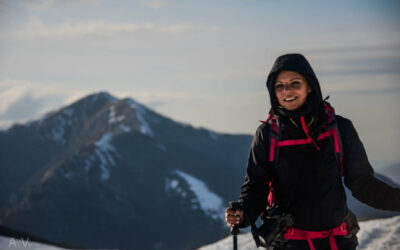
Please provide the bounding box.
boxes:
[0,92,252,250]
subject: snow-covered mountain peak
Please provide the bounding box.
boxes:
[0,91,254,250]
[126,98,154,137]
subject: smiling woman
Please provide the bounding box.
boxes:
[225,53,400,250]
[274,71,311,111]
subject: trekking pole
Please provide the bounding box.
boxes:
[229,201,241,250]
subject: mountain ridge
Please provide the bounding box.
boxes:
[0,91,252,250]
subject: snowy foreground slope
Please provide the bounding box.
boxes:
[199,215,400,250]
[0,216,397,250]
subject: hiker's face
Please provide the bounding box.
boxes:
[274,71,311,111]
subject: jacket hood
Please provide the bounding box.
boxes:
[266,54,323,113]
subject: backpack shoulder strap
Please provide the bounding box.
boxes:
[260,110,280,163]
[260,111,281,206]
[323,101,344,176]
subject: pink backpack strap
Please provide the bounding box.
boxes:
[283,222,349,250]
[261,111,280,206]
[324,101,344,177]
[261,111,279,163]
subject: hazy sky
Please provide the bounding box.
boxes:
[0,0,399,168]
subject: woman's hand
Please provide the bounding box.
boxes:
[225,207,244,227]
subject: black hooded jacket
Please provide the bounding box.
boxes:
[239,54,400,231]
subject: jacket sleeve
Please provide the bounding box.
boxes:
[339,116,400,211]
[238,124,273,227]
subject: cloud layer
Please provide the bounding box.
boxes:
[1,18,220,40]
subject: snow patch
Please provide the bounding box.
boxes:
[96,148,111,180]
[84,155,96,172]
[174,170,224,221]
[95,133,116,152]
[165,178,187,198]
[128,99,154,137]
[94,133,118,180]
[357,215,400,249]
[108,105,125,124]
[120,125,132,132]
[169,179,179,189]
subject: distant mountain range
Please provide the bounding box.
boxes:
[0,92,252,250]
[0,92,398,249]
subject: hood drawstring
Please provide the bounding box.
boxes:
[300,116,320,151]
[290,117,314,129]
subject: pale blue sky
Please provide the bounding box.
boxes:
[0,0,399,168]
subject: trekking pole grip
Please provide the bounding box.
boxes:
[229,201,241,235]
